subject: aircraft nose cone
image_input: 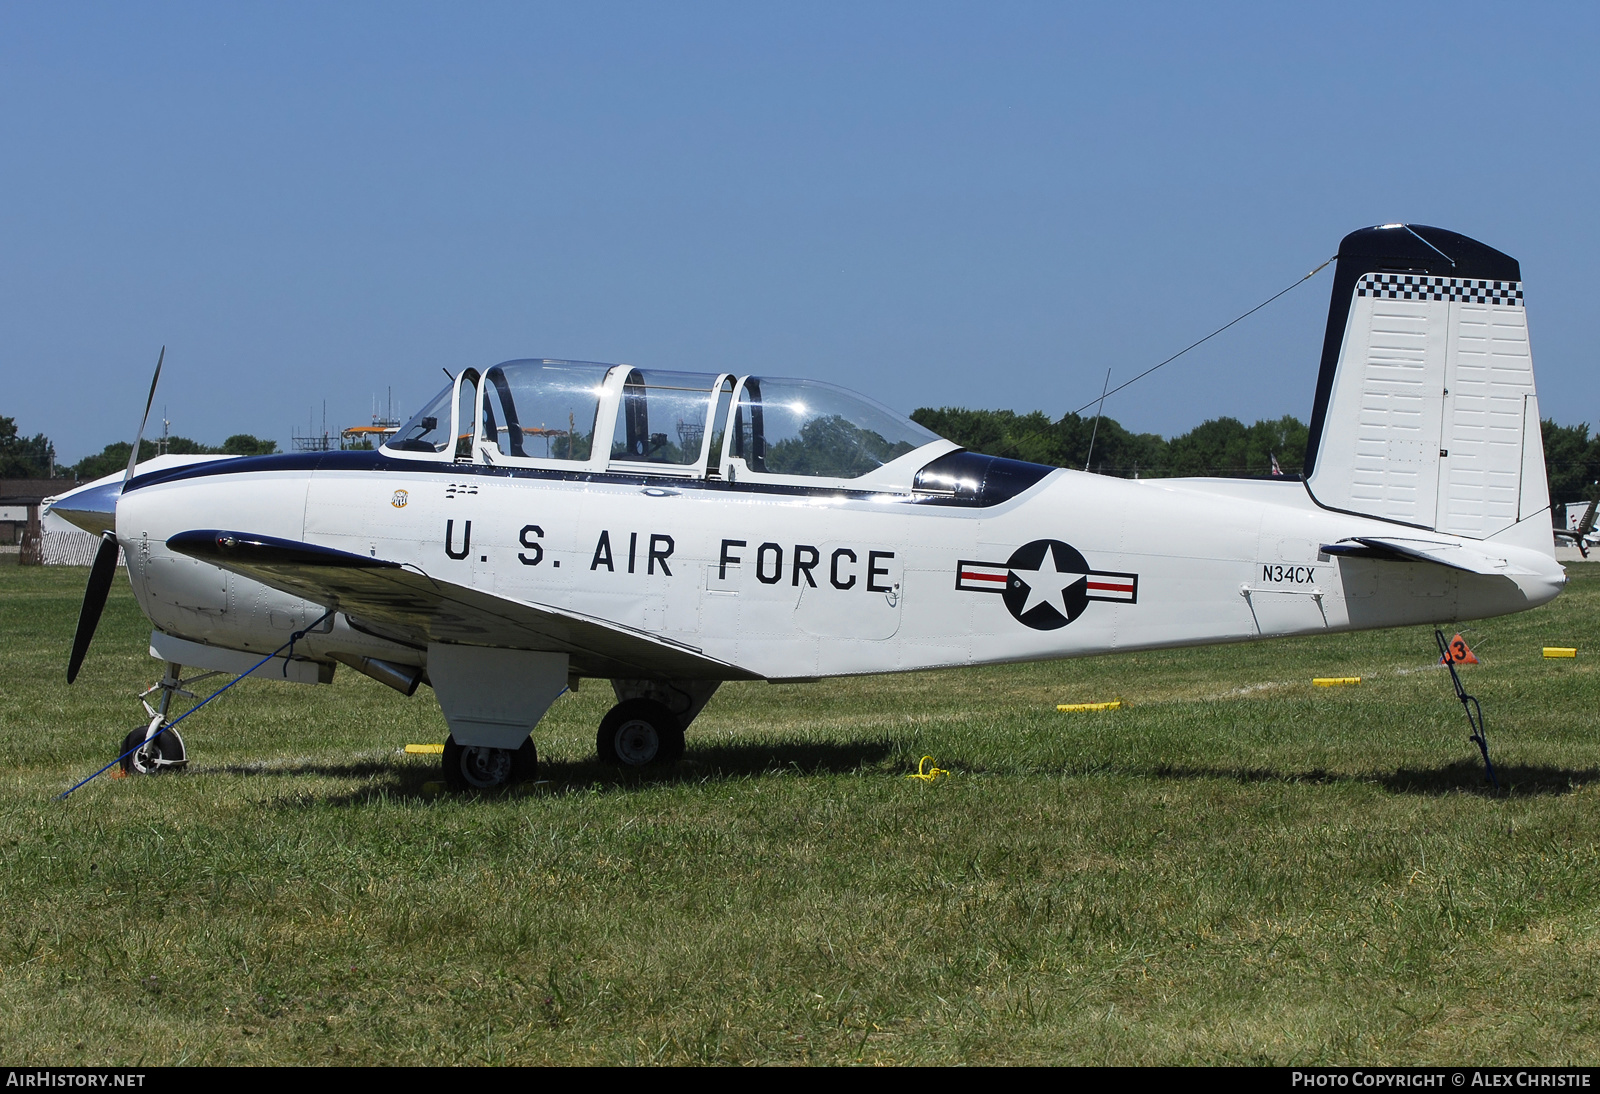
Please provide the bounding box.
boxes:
[46,480,120,537]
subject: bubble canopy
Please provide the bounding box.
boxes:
[386,360,948,482]
[729,376,939,479]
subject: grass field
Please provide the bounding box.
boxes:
[2,563,1599,1065]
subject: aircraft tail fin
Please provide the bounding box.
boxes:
[1303,224,1549,545]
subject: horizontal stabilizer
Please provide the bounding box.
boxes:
[1321,536,1531,576]
[166,529,758,682]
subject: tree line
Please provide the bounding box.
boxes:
[6,406,1598,518]
[1539,421,1600,516]
[909,406,1309,479]
[0,415,277,481]
[910,406,1599,517]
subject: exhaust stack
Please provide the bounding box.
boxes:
[331,653,424,697]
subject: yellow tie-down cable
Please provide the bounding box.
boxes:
[906,756,950,783]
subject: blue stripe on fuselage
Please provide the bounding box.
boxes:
[123,449,1053,507]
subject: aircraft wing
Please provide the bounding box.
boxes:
[1321,536,1535,576]
[166,529,759,682]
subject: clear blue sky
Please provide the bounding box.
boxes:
[3,2,1597,464]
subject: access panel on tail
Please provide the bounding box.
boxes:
[1303,224,1547,539]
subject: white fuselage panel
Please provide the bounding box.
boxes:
[115,460,1566,681]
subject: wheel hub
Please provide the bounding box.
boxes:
[613,719,660,765]
[128,741,160,774]
[458,745,514,788]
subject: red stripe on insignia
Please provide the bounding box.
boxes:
[1086,580,1132,592]
[960,571,1008,583]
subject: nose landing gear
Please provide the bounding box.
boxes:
[118,661,213,775]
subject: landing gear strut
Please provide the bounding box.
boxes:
[120,661,209,775]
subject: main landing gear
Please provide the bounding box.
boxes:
[596,699,685,766]
[431,678,720,790]
[595,680,719,769]
[442,735,539,790]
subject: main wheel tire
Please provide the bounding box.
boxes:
[511,737,539,782]
[596,699,685,767]
[442,735,538,790]
[119,723,186,776]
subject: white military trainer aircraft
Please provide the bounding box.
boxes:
[50,224,1564,789]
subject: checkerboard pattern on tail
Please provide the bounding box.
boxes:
[1356,273,1522,306]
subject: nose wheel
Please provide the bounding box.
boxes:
[597,698,685,767]
[119,715,188,775]
[441,734,538,790]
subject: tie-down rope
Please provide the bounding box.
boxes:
[57,610,334,800]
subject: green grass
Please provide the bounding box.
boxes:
[3,564,1599,1064]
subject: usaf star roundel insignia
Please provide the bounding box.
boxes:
[1003,540,1093,629]
[956,540,1138,630]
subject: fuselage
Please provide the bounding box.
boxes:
[109,449,1565,682]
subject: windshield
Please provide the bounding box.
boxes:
[390,384,455,453]
[482,360,609,460]
[730,377,939,478]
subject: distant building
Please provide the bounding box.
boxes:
[1,478,124,566]
[1,479,55,564]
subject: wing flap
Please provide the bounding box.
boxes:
[167,529,757,681]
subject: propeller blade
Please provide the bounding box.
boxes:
[123,346,165,490]
[1578,484,1599,539]
[68,348,161,682]
[68,532,122,684]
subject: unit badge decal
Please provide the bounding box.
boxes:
[957,539,1137,630]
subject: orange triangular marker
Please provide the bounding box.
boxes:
[1442,634,1478,664]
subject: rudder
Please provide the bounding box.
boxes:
[1303,224,1547,541]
